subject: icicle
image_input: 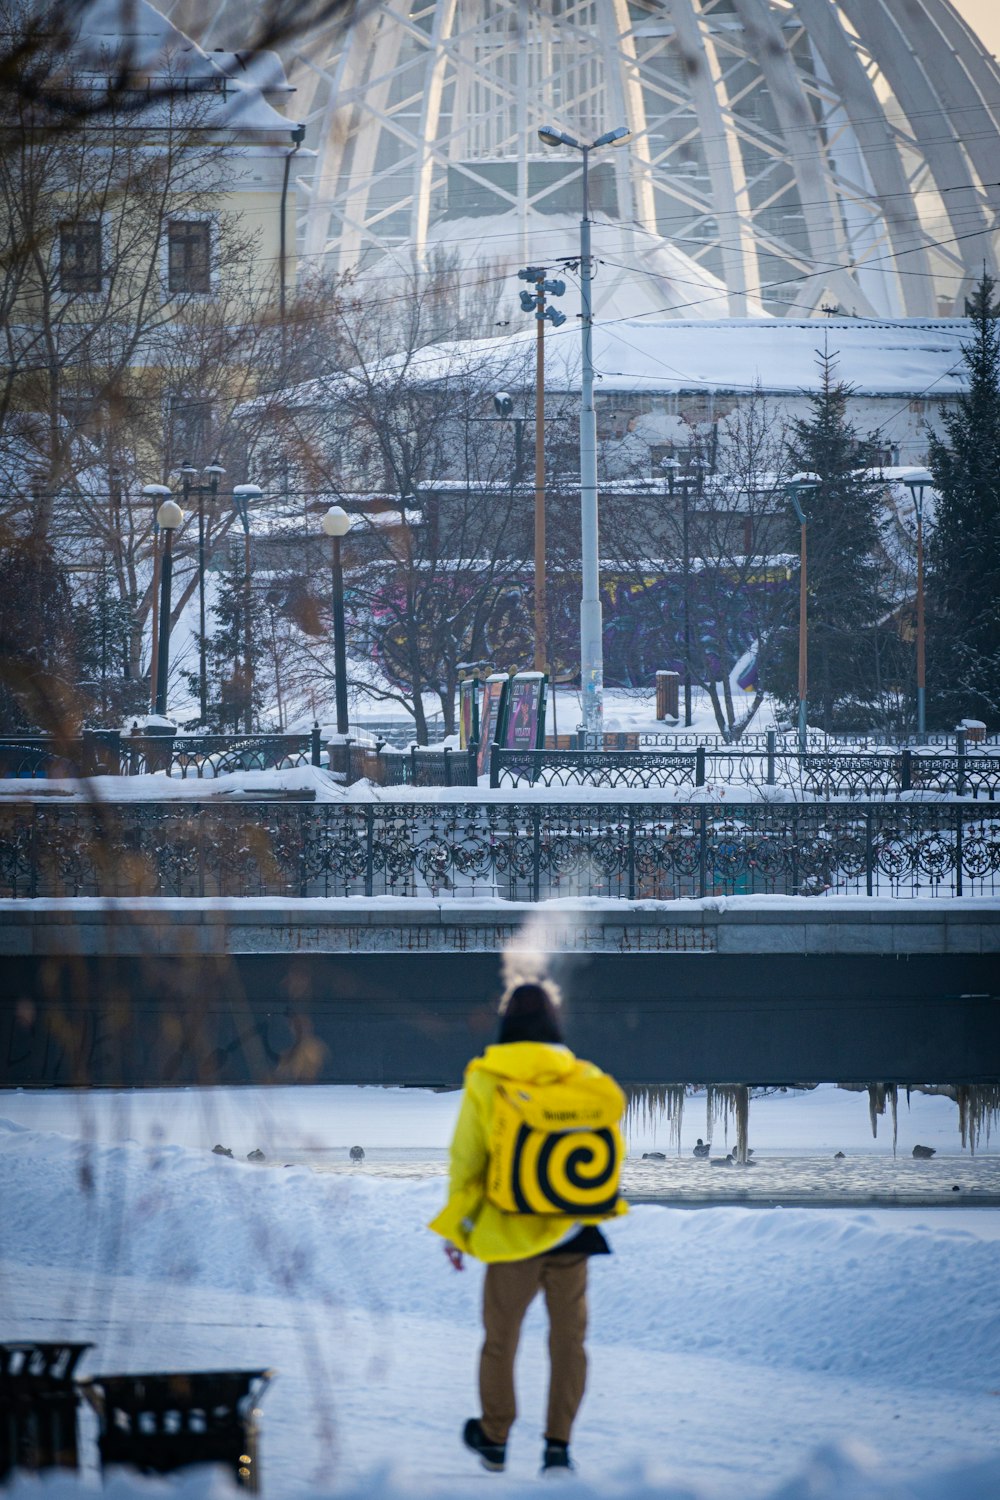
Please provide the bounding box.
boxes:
[625,1086,685,1152]
[955,1085,1000,1156]
[733,1085,749,1164]
[707,1085,750,1162]
[868,1083,886,1139]
[889,1085,898,1157]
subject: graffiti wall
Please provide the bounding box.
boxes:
[358,568,791,693]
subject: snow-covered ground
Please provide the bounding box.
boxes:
[2,1085,999,1498]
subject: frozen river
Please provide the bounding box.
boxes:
[270,1143,1000,1205]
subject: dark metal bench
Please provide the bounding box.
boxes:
[80,1368,273,1492]
[0,1341,92,1482]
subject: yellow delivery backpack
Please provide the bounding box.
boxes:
[485,1062,626,1217]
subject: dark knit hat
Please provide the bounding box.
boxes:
[497,980,564,1045]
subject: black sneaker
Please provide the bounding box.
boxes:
[542,1439,574,1473]
[463,1418,506,1472]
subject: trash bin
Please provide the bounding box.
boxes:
[80,1368,273,1493]
[0,1341,92,1482]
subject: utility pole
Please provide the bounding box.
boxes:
[516,266,566,674]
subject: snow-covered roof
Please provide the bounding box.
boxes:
[66,0,301,137]
[406,317,970,400]
[262,317,971,415]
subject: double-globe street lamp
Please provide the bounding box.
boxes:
[142,483,171,711]
[177,461,226,724]
[232,484,263,734]
[321,505,355,736]
[786,473,820,755]
[900,468,932,741]
[538,122,630,745]
[150,497,185,718]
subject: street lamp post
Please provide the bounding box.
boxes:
[232,484,262,734]
[786,474,820,755]
[178,461,226,724]
[153,499,184,718]
[902,467,933,742]
[661,456,695,727]
[321,505,355,735]
[538,122,630,745]
[142,484,172,712]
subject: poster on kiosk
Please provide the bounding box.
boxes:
[476,674,510,778]
[502,672,548,753]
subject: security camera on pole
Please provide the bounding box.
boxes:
[538,123,630,745]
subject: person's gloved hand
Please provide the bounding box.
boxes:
[443,1242,464,1271]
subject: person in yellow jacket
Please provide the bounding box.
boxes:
[428,979,627,1476]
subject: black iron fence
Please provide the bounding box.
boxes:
[490,746,1000,799]
[0,728,323,779]
[1,799,996,900]
[629,729,995,750]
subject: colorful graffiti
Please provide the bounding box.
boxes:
[357,568,791,693]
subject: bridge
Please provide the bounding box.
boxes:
[1,898,998,1090]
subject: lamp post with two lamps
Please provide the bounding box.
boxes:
[901,467,933,741]
[152,498,185,718]
[786,473,821,755]
[141,484,171,711]
[232,484,262,734]
[321,505,354,736]
[176,461,226,724]
[538,121,630,744]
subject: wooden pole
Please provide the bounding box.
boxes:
[534,274,547,674]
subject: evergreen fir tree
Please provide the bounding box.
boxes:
[187,547,267,731]
[926,272,1000,727]
[75,563,145,726]
[766,351,885,730]
[0,530,78,732]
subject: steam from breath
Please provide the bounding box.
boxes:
[501,908,572,1002]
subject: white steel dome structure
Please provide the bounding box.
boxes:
[164,0,1000,320]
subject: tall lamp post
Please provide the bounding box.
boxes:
[661,456,695,728]
[786,473,820,755]
[153,499,184,717]
[232,483,262,734]
[142,484,171,711]
[321,505,354,735]
[177,461,226,724]
[538,121,630,745]
[901,468,932,742]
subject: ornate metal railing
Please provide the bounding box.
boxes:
[0,728,323,779]
[491,747,1000,799]
[1,800,995,900]
[632,730,993,750]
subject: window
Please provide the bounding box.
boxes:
[167,220,211,294]
[167,393,213,467]
[59,221,102,293]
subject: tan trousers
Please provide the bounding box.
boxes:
[479,1253,588,1446]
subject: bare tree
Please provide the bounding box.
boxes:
[603,391,794,740]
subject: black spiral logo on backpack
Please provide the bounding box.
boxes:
[510,1124,621,1216]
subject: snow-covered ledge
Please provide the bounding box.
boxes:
[1,896,997,956]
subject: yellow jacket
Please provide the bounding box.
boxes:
[428,1041,628,1263]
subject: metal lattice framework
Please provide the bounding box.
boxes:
[160,0,1000,318]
